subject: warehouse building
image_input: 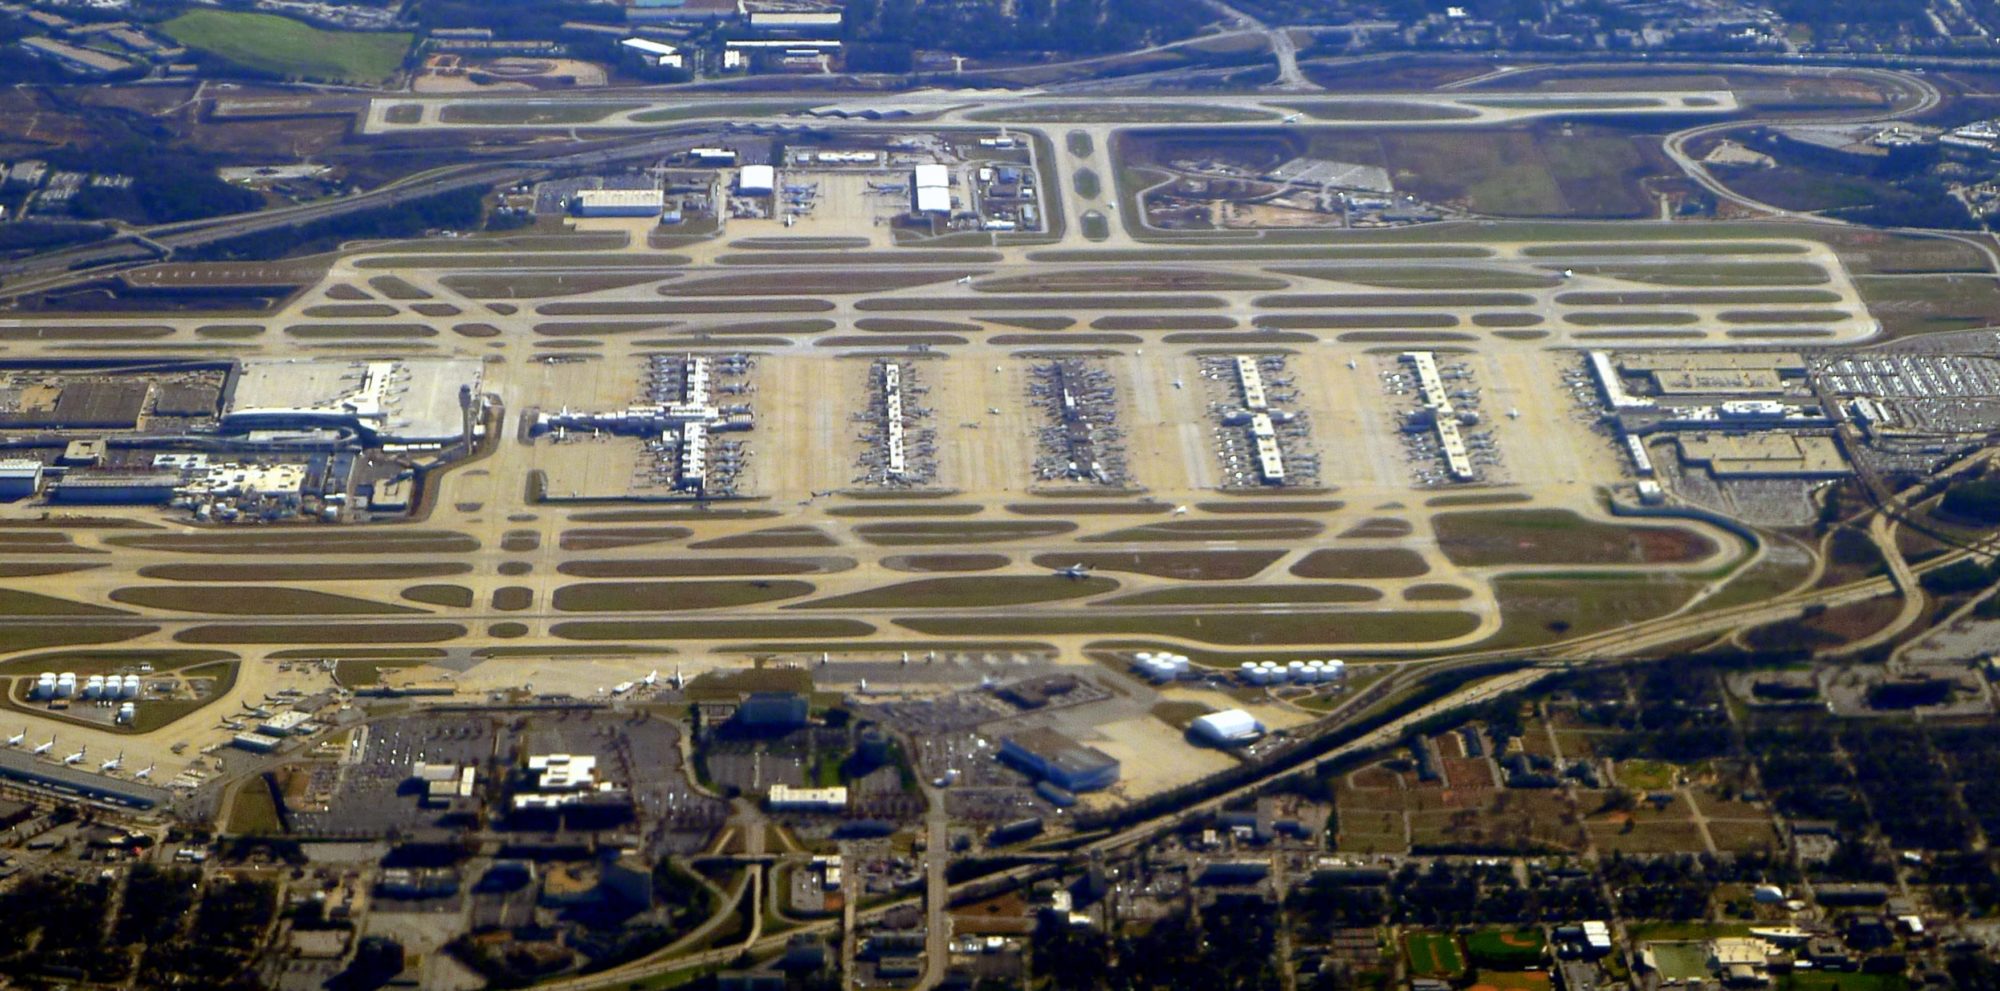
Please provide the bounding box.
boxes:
[999,728,1120,792]
[1190,709,1264,747]
[0,747,168,809]
[912,163,950,215]
[0,460,45,499]
[618,37,684,69]
[222,359,482,445]
[738,164,776,195]
[48,472,180,504]
[570,188,666,217]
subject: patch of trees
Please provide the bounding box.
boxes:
[1841,723,1973,851]
[1941,475,2000,525]
[414,0,612,39]
[1832,176,1977,230]
[840,0,1214,62]
[185,185,489,262]
[0,220,111,260]
[56,144,264,225]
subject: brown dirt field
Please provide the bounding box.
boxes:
[895,610,1478,645]
[1434,509,1716,567]
[559,556,854,578]
[1091,315,1238,330]
[109,530,478,554]
[368,276,432,299]
[979,316,1076,330]
[0,625,158,653]
[690,526,841,549]
[453,323,501,338]
[853,521,1075,546]
[283,324,438,338]
[410,303,461,317]
[1260,313,1459,329]
[0,589,129,616]
[1083,518,1324,542]
[1031,549,1284,580]
[1006,501,1172,516]
[552,618,875,640]
[991,333,1142,346]
[1472,313,1545,327]
[502,531,541,552]
[662,270,973,296]
[1166,331,1320,345]
[818,334,969,348]
[440,272,670,298]
[301,303,397,318]
[558,526,692,551]
[569,508,780,522]
[0,326,175,340]
[402,584,474,608]
[110,586,425,615]
[195,325,265,338]
[325,284,372,300]
[174,623,466,644]
[493,587,533,611]
[489,622,528,638]
[1406,583,1473,601]
[498,562,533,576]
[1291,548,1430,579]
[1197,499,1343,513]
[137,562,471,581]
[856,294,1226,312]
[553,580,816,611]
[797,575,1116,610]
[0,563,103,578]
[1339,517,1415,538]
[854,318,985,333]
[535,321,676,336]
[882,553,1011,572]
[977,269,1286,293]
[826,504,984,518]
[539,299,834,316]
[1097,583,1379,606]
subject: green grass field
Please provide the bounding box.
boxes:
[1466,928,1548,968]
[163,10,411,84]
[1406,931,1467,976]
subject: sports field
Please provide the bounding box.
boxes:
[1466,928,1548,968]
[163,10,412,84]
[1406,931,1466,976]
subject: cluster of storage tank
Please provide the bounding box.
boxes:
[1239,659,1347,685]
[1132,651,1193,683]
[28,672,141,700]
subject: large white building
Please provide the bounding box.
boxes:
[912,163,950,214]
[1190,710,1264,746]
[223,359,483,445]
[618,37,684,68]
[739,164,776,195]
[570,188,666,217]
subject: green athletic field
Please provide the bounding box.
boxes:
[163,10,411,84]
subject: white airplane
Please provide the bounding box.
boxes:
[1282,112,1304,125]
[100,751,124,773]
[134,764,154,781]
[1561,268,1575,279]
[1507,408,1521,419]
[900,651,910,666]
[1172,505,1190,515]
[673,666,685,690]
[1347,358,1358,370]
[1054,562,1094,580]
[640,669,659,688]
[31,736,55,757]
[956,275,973,286]
[1172,378,1184,389]
[5,727,24,747]
[62,745,87,766]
